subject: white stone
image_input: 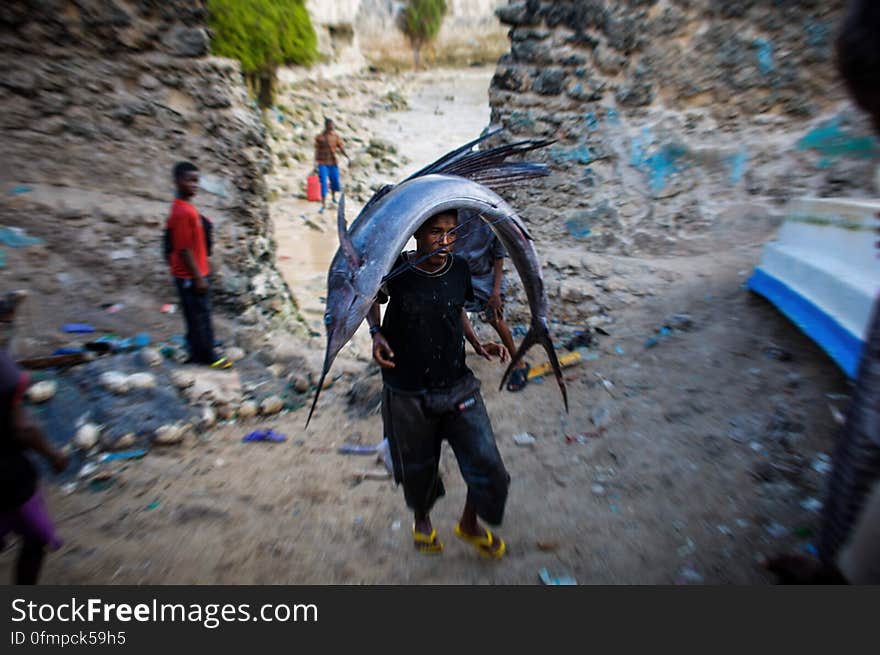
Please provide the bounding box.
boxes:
[74,423,101,450]
[154,423,187,445]
[127,372,156,390]
[513,432,537,447]
[26,380,57,403]
[200,406,216,429]
[99,371,130,394]
[238,401,258,418]
[260,395,283,415]
[140,347,162,367]
[225,347,245,362]
[170,369,195,389]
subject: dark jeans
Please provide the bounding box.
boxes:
[174,277,216,364]
[382,374,510,525]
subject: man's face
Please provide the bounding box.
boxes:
[176,171,199,199]
[415,213,457,268]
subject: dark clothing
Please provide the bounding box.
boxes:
[0,349,37,512]
[378,252,474,392]
[175,277,216,364]
[382,374,509,525]
[455,209,507,311]
[819,298,880,564]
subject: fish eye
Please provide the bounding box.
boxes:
[324,312,333,325]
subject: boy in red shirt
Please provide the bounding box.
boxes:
[166,162,230,369]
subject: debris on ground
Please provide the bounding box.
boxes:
[538,568,577,585]
[242,429,287,443]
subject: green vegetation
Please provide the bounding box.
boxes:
[207,0,317,109]
[397,0,447,70]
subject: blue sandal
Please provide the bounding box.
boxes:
[506,362,529,392]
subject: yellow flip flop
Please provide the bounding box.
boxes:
[454,523,507,560]
[413,527,443,554]
[210,356,233,370]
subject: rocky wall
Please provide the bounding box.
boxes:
[489,0,879,262]
[0,0,298,335]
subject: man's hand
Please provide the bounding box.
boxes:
[372,333,396,368]
[194,277,208,295]
[487,292,503,322]
[474,341,508,362]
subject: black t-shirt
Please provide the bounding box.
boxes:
[0,349,37,511]
[379,252,474,391]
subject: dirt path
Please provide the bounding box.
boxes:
[1,69,850,585]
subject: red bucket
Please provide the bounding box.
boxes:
[306,174,321,202]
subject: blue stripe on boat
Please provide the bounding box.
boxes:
[748,267,864,378]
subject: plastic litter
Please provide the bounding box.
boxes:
[160,304,177,314]
[338,443,379,455]
[105,303,124,314]
[62,323,96,334]
[377,438,393,474]
[513,432,537,447]
[145,500,160,511]
[538,568,577,585]
[8,185,32,195]
[99,449,147,463]
[54,348,84,355]
[0,226,43,247]
[242,429,287,443]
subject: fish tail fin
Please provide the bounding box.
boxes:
[499,321,569,412]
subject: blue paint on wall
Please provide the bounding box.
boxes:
[797,117,879,160]
[754,38,774,75]
[552,144,595,165]
[726,148,749,185]
[583,112,599,131]
[644,143,688,192]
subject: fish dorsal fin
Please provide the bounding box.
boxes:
[337,194,360,268]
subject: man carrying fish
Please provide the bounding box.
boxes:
[367,210,511,558]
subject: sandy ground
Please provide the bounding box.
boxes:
[1,69,850,585]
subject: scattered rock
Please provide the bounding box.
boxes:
[154,423,188,445]
[293,375,310,393]
[216,403,237,420]
[139,347,162,367]
[513,432,537,447]
[238,401,258,418]
[267,363,285,377]
[26,380,57,403]
[74,423,101,450]
[199,406,216,429]
[99,371,130,394]
[225,347,245,362]
[260,395,283,415]
[170,369,195,389]
[127,372,156,390]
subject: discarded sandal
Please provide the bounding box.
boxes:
[454,523,506,560]
[210,356,233,370]
[506,362,529,392]
[413,527,443,554]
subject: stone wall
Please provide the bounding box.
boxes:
[0,0,296,335]
[488,0,879,259]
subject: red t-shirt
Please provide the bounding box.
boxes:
[167,198,210,279]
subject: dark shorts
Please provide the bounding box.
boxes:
[381,374,510,525]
